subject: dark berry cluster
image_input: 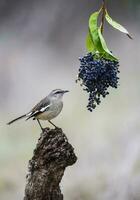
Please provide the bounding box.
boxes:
[77,53,120,111]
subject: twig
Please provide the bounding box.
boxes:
[101,0,106,34]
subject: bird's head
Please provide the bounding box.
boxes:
[48,89,69,101]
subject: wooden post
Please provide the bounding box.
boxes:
[24,127,77,200]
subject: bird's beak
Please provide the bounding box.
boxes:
[63,90,69,93]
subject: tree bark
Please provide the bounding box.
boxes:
[24,127,77,200]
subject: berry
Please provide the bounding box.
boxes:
[76,53,120,111]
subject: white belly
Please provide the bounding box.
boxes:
[36,101,63,120]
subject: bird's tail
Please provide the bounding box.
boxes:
[7,114,26,125]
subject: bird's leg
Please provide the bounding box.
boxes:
[37,119,44,131]
[48,120,58,129]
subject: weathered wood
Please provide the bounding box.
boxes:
[24,127,77,200]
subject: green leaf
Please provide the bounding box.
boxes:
[105,11,132,39]
[89,11,103,52]
[98,27,118,60]
[86,30,95,52]
[88,10,118,61]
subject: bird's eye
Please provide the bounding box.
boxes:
[55,91,61,94]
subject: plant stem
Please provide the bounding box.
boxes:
[101,0,106,34]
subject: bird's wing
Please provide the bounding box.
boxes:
[26,97,51,120]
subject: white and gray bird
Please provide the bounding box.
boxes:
[7,89,69,130]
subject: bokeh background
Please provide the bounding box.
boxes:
[0,0,140,199]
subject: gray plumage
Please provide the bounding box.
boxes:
[7,89,69,129]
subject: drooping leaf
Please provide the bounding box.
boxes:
[88,10,118,61]
[89,11,103,52]
[86,30,95,52]
[105,11,132,39]
[98,27,118,60]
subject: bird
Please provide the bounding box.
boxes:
[7,89,69,130]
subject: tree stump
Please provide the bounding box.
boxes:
[24,127,77,200]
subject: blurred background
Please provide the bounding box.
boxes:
[0,0,140,199]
